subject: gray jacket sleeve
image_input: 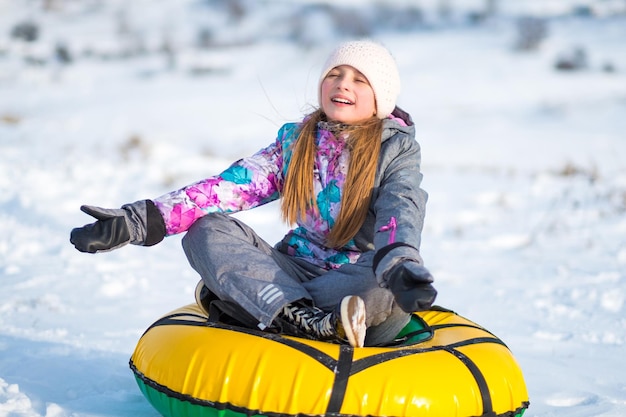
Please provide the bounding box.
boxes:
[371,132,428,286]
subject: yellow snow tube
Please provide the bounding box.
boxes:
[130,304,529,417]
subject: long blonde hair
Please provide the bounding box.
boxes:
[281,109,383,248]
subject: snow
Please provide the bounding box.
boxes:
[1,1,625,416]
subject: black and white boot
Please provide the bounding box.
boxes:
[279,296,366,348]
[196,279,367,347]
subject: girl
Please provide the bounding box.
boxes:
[70,40,436,348]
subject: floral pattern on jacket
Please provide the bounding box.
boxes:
[153,109,423,270]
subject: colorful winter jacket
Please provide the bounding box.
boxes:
[153,107,427,278]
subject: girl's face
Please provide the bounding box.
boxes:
[320,65,376,124]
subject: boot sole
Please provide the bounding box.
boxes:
[194,280,210,315]
[340,296,366,348]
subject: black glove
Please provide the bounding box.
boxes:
[70,200,165,253]
[387,262,437,313]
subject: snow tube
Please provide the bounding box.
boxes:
[129,304,529,417]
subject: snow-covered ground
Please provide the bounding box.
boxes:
[1,1,625,416]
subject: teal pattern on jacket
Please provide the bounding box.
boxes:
[154,120,363,269]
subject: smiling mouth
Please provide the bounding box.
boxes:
[331,97,353,105]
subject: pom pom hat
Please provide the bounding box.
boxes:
[319,40,401,119]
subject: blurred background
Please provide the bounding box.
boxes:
[1,1,625,416]
[2,1,625,73]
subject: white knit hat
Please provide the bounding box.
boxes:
[319,40,401,119]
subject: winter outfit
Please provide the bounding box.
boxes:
[70,40,436,347]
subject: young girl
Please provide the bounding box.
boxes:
[70,40,436,348]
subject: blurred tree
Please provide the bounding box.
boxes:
[11,21,39,42]
[438,0,452,20]
[43,0,61,11]
[555,46,588,71]
[513,16,548,51]
[485,0,498,16]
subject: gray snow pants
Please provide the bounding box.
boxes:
[181,213,410,346]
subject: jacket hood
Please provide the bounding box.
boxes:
[381,106,415,143]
